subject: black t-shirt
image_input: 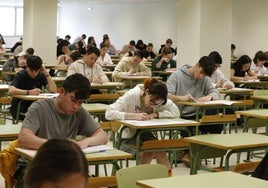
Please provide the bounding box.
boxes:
[10,70,48,118]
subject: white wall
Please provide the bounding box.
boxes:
[58,1,178,53]
[3,0,268,63]
[232,0,268,59]
[177,0,201,65]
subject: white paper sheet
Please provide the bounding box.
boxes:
[120,119,196,126]
[82,145,114,154]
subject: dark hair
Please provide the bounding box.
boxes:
[0,34,6,45]
[198,56,215,76]
[161,47,173,56]
[70,50,81,61]
[231,44,236,50]
[100,42,108,49]
[86,46,100,57]
[81,34,86,39]
[77,41,84,48]
[27,55,42,70]
[57,40,70,57]
[57,38,63,44]
[127,51,133,57]
[144,78,167,105]
[166,39,173,44]
[133,50,144,59]
[24,139,88,188]
[208,51,222,64]
[63,73,91,100]
[103,34,109,40]
[232,55,252,72]
[26,47,34,56]
[129,40,135,46]
[147,43,153,47]
[87,36,96,47]
[136,40,144,46]
[65,35,71,39]
[253,51,268,64]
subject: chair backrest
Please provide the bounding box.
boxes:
[116,164,168,188]
[87,176,117,188]
[88,93,120,104]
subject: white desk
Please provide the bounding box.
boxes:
[136,171,268,188]
[0,124,21,150]
[113,118,200,165]
[184,133,268,174]
[15,146,132,175]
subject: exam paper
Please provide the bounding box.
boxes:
[82,145,114,154]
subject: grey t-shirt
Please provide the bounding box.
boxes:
[22,98,99,139]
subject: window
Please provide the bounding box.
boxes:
[0,6,23,36]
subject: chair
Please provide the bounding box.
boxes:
[0,96,12,122]
[213,161,260,175]
[87,176,117,188]
[116,164,168,188]
[88,93,120,104]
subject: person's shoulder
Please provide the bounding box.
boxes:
[28,98,51,112]
[15,69,26,77]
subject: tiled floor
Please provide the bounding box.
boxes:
[0,126,264,187]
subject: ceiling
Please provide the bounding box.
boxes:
[0,0,177,7]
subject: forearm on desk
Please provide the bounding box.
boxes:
[18,128,47,150]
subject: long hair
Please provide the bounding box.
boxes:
[24,139,88,188]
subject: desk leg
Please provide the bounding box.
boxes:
[135,131,143,165]
[14,100,23,124]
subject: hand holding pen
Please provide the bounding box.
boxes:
[135,113,149,121]
[28,88,41,95]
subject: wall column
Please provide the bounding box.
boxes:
[177,0,232,78]
[23,0,57,65]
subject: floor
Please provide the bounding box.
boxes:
[0,125,264,187]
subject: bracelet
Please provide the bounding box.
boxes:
[27,90,29,95]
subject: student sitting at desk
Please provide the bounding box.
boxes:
[55,50,80,77]
[230,55,257,83]
[250,50,268,75]
[8,55,57,121]
[167,56,221,167]
[2,52,28,83]
[119,40,136,56]
[152,47,176,81]
[167,56,220,133]
[105,78,180,176]
[112,50,151,82]
[67,46,109,94]
[15,74,107,188]
[142,43,156,60]
[96,43,113,66]
[24,139,89,188]
[208,51,234,89]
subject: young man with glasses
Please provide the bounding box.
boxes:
[105,78,179,176]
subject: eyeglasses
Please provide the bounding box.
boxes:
[150,99,164,107]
